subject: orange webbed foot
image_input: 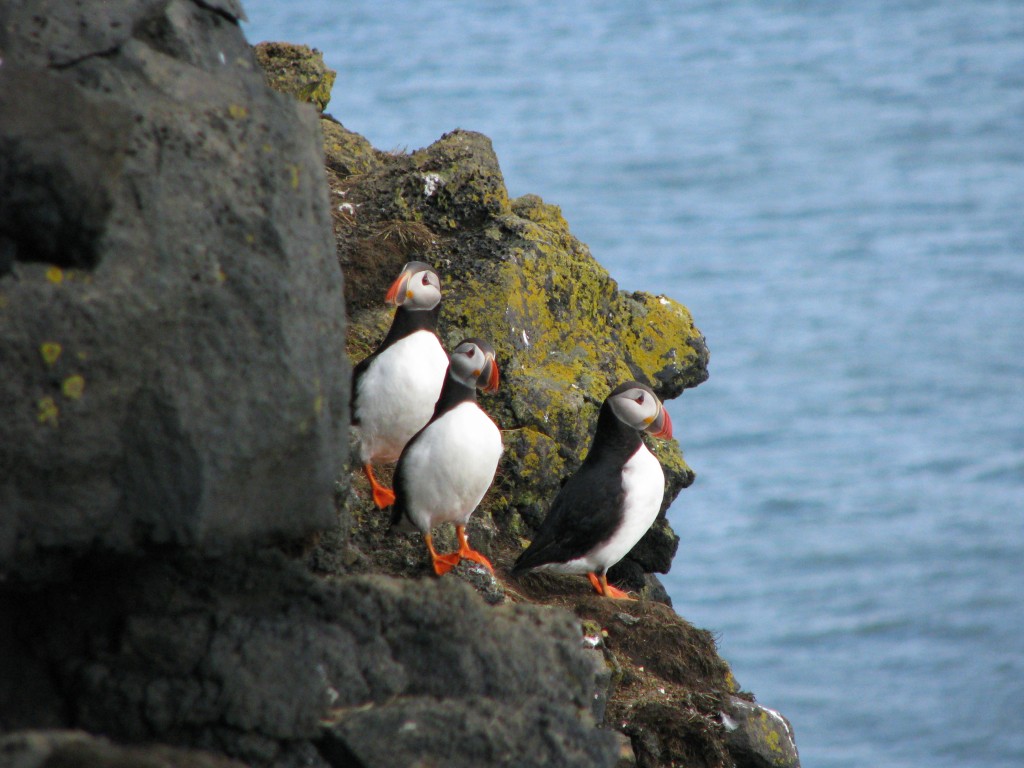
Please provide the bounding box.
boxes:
[424,533,460,576]
[455,525,494,573]
[602,582,636,601]
[371,484,396,509]
[589,572,636,600]
[431,552,462,576]
[363,464,396,508]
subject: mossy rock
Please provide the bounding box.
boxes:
[319,125,708,584]
[723,697,801,768]
[321,117,382,177]
[252,41,336,112]
[496,426,570,532]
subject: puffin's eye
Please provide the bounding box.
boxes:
[635,393,645,405]
[465,347,476,358]
[421,273,431,286]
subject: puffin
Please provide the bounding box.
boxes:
[391,338,503,575]
[512,381,673,599]
[351,261,449,508]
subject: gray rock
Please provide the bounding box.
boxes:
[321,696,620,768]
[0,729,247,768]
[609,729,637,768]
[0,0,348,575]
[0,553,618,767]
[723,696,801,768]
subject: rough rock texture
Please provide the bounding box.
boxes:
[253,42,336,112]
[723,697,801,768]
[0,552,616,766]
[321,697,618,768]
[0,730,246,768]
[0,0,348,575]
[516,572,742,768]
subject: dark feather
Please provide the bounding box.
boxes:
[512,461,626,571]
[512,399,643,572]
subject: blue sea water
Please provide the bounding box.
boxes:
[242,2,1024,765]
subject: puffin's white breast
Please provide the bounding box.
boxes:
[557,442,665,575]
[401,402,503,533]
[354,331,448,463]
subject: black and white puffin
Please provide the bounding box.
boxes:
[391,338,503,575]
[512,381,673,599]
[351,261,449,508]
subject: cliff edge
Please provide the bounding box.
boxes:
[0,5,799,767]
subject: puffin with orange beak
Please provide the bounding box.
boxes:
[392,338,503,575]
[351,261,449,508]
[512,381,673,599]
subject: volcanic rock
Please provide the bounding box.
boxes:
[0,0,348,576]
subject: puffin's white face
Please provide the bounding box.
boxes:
[607,384,673,439]
[450,339,500,393]
[385,261,441,311]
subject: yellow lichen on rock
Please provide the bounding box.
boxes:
[252,42,336,112]
[37,396,59,426]
[40,342,63,366]
[62,375,85,400]
[321,119,381,177]
[616,291,709,399]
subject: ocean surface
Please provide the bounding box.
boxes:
[242,2,1024,766]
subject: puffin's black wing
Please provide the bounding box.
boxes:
[512,461,625,572]
[388,433,412,528]
[351,347,386,426]
[388,419,431,529]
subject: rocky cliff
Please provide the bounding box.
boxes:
[0,3,799,767]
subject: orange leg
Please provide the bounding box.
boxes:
[424,533,460,576]
[363,463,396,508]
[588,571,635,600]
[455,525,493,573]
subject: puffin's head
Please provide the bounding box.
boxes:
[450,338,500,393]
[606,381,672,439]
[385,261,441,311]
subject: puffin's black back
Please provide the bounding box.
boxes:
[350,303,441,424]
[389,368,477,529]
[512,398,644,572]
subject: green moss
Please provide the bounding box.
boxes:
[580,619,603,637]
[617,291,709,398]
[253,42,336,111]
[748,709,793,765]
[321,119,380,176]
